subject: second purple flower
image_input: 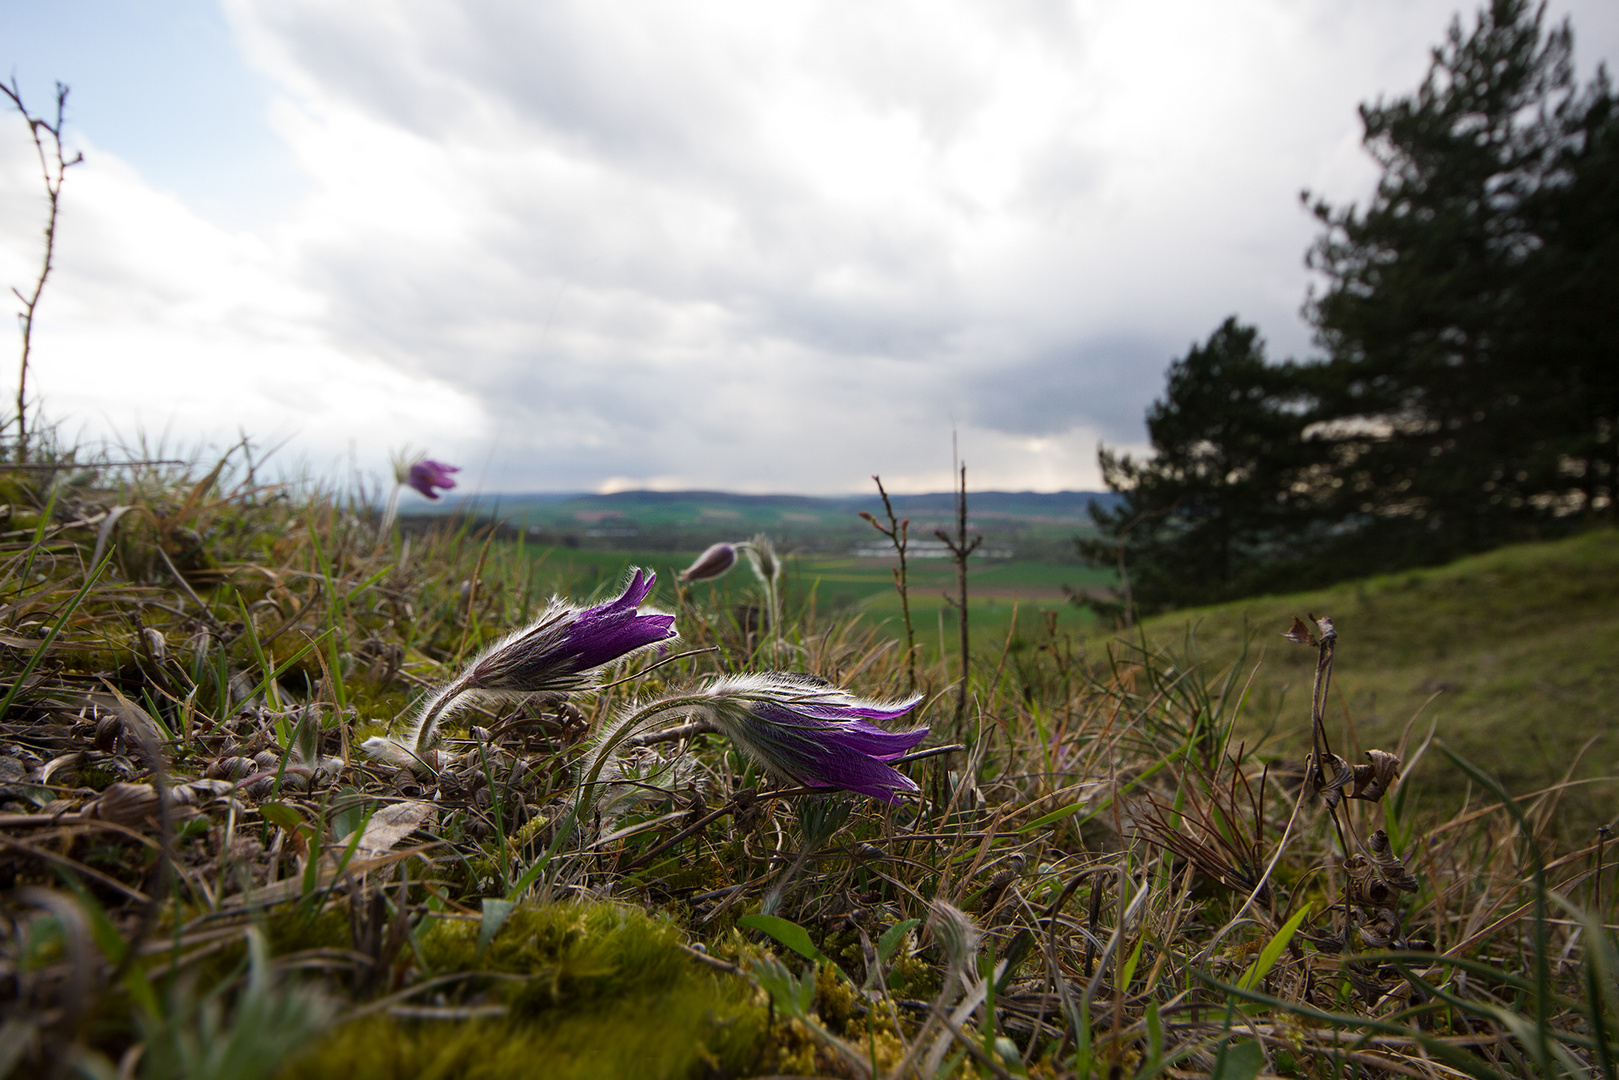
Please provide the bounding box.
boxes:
[695,673,927,803]
[406,459,460,500]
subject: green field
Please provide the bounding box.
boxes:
[793,554,1115,655]
[515,542,1118,658]
[1131,528,1619,822]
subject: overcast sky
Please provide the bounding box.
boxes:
[3,1,1616,496]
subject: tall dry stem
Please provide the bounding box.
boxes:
[2,79,81,461]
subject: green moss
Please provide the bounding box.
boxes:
[268,907,354,955]
[280,903,766,1080]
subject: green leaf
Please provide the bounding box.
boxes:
[477,898,515,957]
[1016,801,1086,833]
[749,954,814,1020]
[1118,933,1145,993]
[738,913,831,965]
[1210,1039,1264,1080]
[259,802,302,831]
[877,919,920,965]
[1237,903,1311,991]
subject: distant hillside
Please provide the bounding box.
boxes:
[1134,529,1619,825]
[403,488,1121,558]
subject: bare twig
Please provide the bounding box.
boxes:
[935,442,981,728]
[2,79,82,461]
[860,474,917,692]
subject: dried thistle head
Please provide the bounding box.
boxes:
[741,534,779,585]
[928,900,983,982]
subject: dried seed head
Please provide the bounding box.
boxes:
[142,627,167,663]
[86,782,160,827]
[1349,749,1401,802]
[204,756,255,781]
[93,714,122,752]
[742,534,780,584]
[1282,616,1317,646]
[928,900,984,978]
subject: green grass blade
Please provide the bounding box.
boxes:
[0,554,110,723]
[1236,903,1311,991]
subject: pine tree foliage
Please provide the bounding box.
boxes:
[1085,1,1618,614]
[1079,320,1312,614]
[1304,0,1616,562]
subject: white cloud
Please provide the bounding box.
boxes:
[2,0,1615,492]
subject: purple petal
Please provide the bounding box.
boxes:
[560,569,675,670]
[738,720,920,803]
[751,703,926,759]
[406,459,460,499]
[725,696,929,804]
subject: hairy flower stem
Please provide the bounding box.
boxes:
[378,482,402,538]
[409,677,472,755]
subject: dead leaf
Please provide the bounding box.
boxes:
[1349,749,1401,802]
[1307,752,1355,808]
[343,800,437,858]
[1282,616,1317,646]
[1367,828,1419,894]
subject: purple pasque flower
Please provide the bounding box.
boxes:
[698,673,927,803]
[369,568,676,761]
[680,542,738,582]
[406,459,460,499]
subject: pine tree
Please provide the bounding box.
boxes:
[1303,0,1613,562]
[1079,319,1313,615]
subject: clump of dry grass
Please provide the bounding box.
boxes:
[1,450,1614,1079]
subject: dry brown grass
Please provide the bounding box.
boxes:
[1,451,1614,1079]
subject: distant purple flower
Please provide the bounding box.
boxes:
[698,673,927,803]
[367,568,677,760]
[406,459,460,499]
[680,542,738,582]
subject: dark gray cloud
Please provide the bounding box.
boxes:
[6,0,1617,493]
[961,337,1171,444]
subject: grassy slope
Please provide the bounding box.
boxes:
[1134,528,1619,821]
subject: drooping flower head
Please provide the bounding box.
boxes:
[365,568,676,762]
[680,542,738,582]
[406,459,460,500]
[695,673,926,803]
